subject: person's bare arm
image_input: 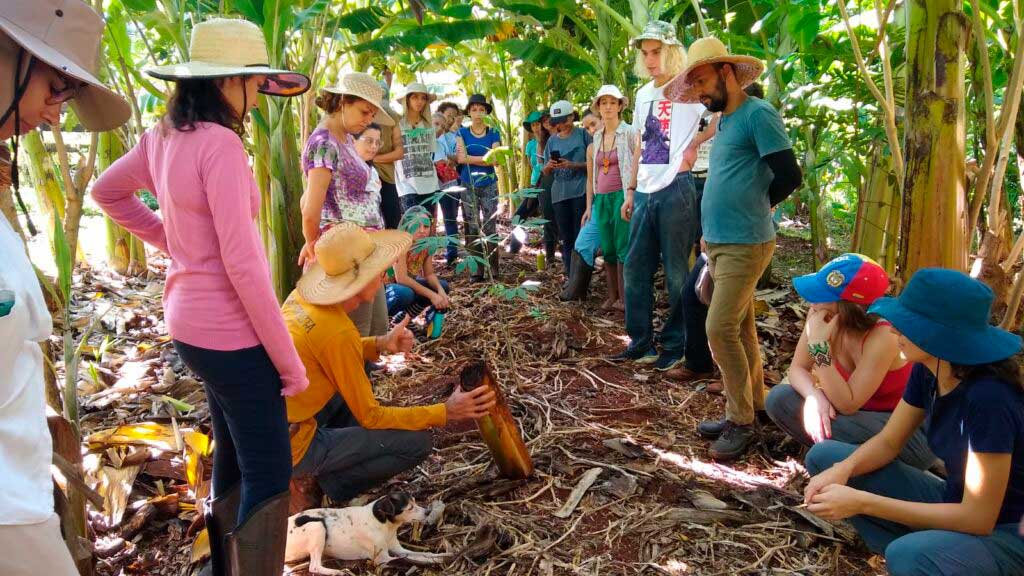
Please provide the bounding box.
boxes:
[816,329,901,415]
[298,168,331,265]
[373,124,405,163]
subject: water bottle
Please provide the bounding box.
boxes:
[0,275,14,318]
[429,310,445,339]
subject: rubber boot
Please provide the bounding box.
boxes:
[198,483,241,576]
[559,250,593,301]
[226,491,290,576]
[545,241,557,269]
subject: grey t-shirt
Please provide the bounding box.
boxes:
[543,127,592,204]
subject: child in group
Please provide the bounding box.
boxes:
[804,268,1024,576]
[766,254,934,470]
[385,206,451,338]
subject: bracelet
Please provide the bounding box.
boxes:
[808,341,832,368]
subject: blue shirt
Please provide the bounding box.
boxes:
[457,126,501,187]
[525,138,543,186]
[543,127,591,204]
[702,97,792,244]
[903,364,1024,525]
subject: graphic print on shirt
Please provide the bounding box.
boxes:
[641,100,672,165]
[398,126,437,181]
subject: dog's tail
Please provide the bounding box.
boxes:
[294,514,328,531]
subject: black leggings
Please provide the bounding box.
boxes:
[552,195,587,274]
[173,341,291,524]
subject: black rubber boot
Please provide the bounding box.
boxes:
[559,250,594,301]
[198,483,240,576]
[545,241,557,268]
[226,491,290,576]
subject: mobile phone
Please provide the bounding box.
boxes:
[550,150,562,161]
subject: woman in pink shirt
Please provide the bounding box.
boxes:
[90,19,309,575]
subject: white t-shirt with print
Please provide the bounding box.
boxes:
[632,81,704,193]
[0,212,56,525]
[395,117,440,197]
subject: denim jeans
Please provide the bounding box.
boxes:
[766,384,936,470]
[173,341,291,523]
[682,254,713,373]
[385,278,451,318]
[461,181,499,276]
[806,441,1024,575]
[623,172,698,354]
[553,195,587,274]
[574,217,601,267]
[293,395,431,502]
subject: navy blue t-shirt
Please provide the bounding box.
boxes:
[903,364,1024,524]
[457,126,501,188]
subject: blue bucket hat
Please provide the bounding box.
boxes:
[868,268,1022,365]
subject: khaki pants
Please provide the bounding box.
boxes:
[349,285,389,337]
[706,241,775,425]
[0,515,78,575]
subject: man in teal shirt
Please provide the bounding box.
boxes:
[666,37,802,461]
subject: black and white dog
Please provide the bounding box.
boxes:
[285,491,447,574]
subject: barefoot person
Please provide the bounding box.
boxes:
[803,269,1024,576]
[283,223,494,507]
[1,2,130,574]
[766,254,934,469]
[92,19,310,575]
[584,85,636,311]
[665,37,802,460]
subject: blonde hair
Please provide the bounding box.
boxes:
[633,41,687,80]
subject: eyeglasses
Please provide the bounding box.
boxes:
[357,136,382,147]
[47,72,84,105]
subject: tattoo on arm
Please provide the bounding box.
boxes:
[808,341,832,368]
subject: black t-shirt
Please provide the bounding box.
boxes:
[903,364,1024,524]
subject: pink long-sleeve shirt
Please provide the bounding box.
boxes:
[92,122,307,395]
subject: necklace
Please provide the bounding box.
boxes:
[470,124,487,137]
[599,132,615,175]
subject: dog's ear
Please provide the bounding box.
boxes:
[372,491,410,524]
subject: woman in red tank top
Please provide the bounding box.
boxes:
[765,254,935,470]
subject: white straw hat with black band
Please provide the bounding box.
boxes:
[321,72,396,126]
[146,18,310,97]
[664,37,765,104]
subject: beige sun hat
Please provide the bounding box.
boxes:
[297,222,412,305]
[0,0,130,131]
[146,18,310,97]
[664,37,765,104]
[590,85,629,113]
[322,72,396,126]
[397,81,437,108]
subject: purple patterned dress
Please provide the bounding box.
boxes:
[302,127,383,231]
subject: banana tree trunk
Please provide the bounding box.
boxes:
[853,146,900,274]
[264,99,306,301]
[22,131,69,255]
[898,0,968,284]
[97,131,146,276]
[803,125,828,269]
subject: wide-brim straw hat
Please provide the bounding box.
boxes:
[590,84,629,113]
[0,0,130,131]
[298,222,412,305]
[664,37,764,104]
[146,18,310,97]
[397,81,437,106]
[322,72,396,126]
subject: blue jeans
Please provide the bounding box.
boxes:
[806,441,1024,575]
[173,341,291,524]
[623,172,698,354]
[385,278,450,317]
[574,217,601,267]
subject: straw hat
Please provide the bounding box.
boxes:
[397,81,437,107]
[664,37,764,104]
[146,18,310,97]
[297,222,412,305]
[590,85,628,113]
[322,72,396,126]
[0,0,130,131]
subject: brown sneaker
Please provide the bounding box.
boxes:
[665,366,715,383]
[288,475,323,515]
[705,380,724,394]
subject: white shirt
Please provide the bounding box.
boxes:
[0,212,56,525]
[395,117,440,197]
[632,81,704,193]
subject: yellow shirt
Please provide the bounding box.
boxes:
[282,290,447,465]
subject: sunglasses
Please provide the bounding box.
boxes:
[47,71,84,106]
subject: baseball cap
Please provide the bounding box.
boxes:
[549,100,574,125]
[793,253,890,305]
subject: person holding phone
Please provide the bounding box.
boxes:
[543,100,591,277]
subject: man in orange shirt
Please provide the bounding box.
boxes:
[282,223,495,505]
